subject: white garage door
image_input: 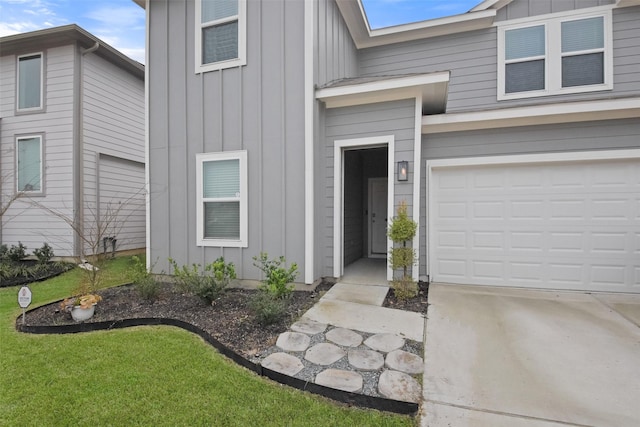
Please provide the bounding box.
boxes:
[428,152,640,293]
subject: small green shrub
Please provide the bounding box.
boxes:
[0,244,8,261]
[252,252,298,299]
[132,256,160,301]
[7,242,27,262]
[250,292,287,326]
[388,201,418,298]
[168,257,236,304]
[33,243,54,264]
[391,277,418,301]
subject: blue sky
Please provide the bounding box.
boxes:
[0,0,482,64]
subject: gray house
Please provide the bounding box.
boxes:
[140,0,640,294]
[0,25,146,258]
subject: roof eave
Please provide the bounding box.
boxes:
[0,24,144,79]
[335,0,499,49]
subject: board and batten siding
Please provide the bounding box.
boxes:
[358,5,640,113]
[81,52,145,253]
[419,118,640,277]
[315,0,359,87]
[320,99,415,277]
[148,0,306,280]
[0,45,76,256]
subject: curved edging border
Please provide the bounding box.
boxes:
[16,306,419,415]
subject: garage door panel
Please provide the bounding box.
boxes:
[430,156,640,293]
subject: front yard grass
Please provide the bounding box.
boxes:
[0,257,414,426]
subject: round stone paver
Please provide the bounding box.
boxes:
[276,331,311,352]
[378,370,421,403]
[261,352,304,376]
[315,369,363,393]
[386,349,424,374]
[305,343,346,365]
[364,333,405,353]
[348,349,384,371]
[290,318,327,335]
[326,328,363,347]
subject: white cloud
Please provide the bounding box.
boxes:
[84,6,144,29]
[0,21,41,36]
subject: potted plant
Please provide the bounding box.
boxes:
[60,294,102,322]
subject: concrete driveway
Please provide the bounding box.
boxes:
[421,284,640,427]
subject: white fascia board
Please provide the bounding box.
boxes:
[317,72,450,109]
[422,98,640,133]
[335,0,496,49]
[470,0,514,12]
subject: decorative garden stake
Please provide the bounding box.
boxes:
[18,286,32,325]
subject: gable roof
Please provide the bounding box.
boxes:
[0,24,144,79]
[334,0,513,49]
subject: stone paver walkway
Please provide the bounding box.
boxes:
[261,318,424,403]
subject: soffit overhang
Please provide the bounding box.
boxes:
[335,0,508,49]
[422,97,640,133]
[316,72,450,114]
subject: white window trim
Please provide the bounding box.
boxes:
[497,7,613,101]
[196,150,248,247]
[194,0,247,74]
[16,52,44,112]
[16,134,44,194]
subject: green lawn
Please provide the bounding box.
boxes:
[0,257,415,426]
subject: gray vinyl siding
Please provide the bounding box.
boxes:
[0,45,76,256]
[315,0,359,86]
[496,0,614,21]
[81,52,145,254]
[358,6,640,113]
[97,155,146,252]
[419,118,640,277]
[321,99,415,277]
[148,0,306,280]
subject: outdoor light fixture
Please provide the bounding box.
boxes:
[397,160,408,181]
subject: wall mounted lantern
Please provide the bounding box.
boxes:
[397,160,409,181]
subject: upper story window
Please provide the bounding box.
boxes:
[17,53,43,111]
[195,0,247,73]
[497,9,612,100]
[17,135,43,193]
[196,151,248,247]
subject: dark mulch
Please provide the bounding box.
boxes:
[1,261,75,288]
[22,280,428,359]
[383,281,429,312]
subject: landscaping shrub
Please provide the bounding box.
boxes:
[0,244,8,261]
[388,201,418,301]
[33,243,55,264]
[252,252,298,299]
[7,243,27,262]
[132,255,160,301]
[250,291,287,326]
[168,257,236,304]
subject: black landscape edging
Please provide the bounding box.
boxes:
[16,311,418,415]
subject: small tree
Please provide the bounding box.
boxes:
[388,201,418,300]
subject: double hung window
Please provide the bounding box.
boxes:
[17,53,43,111]
[195,0,246,73]
[498,9,611,100]
[17,135,43,193]
[196,151,247,247]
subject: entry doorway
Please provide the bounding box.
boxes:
[334,135,395,282]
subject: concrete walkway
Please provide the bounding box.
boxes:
[421,284,640,427]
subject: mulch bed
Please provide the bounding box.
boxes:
[21,280,429,360]
[1,261,75,288]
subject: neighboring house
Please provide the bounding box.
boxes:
[0,25,146,258]
[139,0,640,294]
